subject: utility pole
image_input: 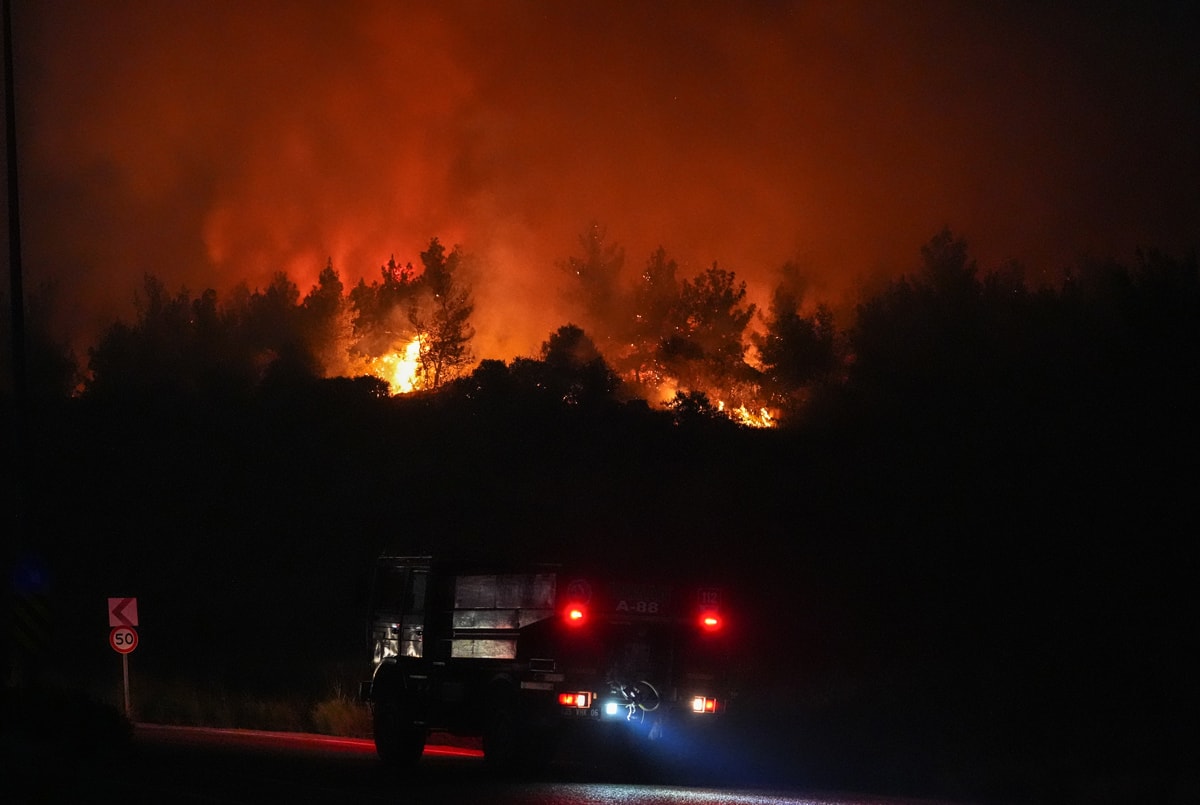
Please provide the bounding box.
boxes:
[3,3,25,396]
[4,0,32,687]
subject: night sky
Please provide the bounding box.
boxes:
[5,1,1199,361]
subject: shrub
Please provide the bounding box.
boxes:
[311,696,371,737]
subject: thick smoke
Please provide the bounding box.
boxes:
[7,1,1198,360]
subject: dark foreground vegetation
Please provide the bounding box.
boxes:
[3,234,1198,804]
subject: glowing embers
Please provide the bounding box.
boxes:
[558,691,591,709]
[691,696,719,714]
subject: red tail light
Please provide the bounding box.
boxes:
[691,696,719,713]
[699,611,722,632]
[564,605,587,626]
[558,691,591,708]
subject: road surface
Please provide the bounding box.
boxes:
[9,723,974,805]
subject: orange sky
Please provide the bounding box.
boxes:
[5,1,1198,362]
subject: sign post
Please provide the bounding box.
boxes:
[108,598,138,717]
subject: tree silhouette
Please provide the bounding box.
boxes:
[558,221,626,341]
[665,388,728,427]
[660,261,757,398]
[247,271,322,383]
[753,264,837,407]
[87,268,346,397]
[187,286,258,394]
[348,254,419,359]
[87,275,201,397]
[299,260,351,377]
[446,325,621,413]
[409,238,476,389]
[617,246,681,392]
[1,282,79,403]
[847,228,992,420]
[538,323,621,407]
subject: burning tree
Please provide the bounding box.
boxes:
[660,261,758,403]
[555,231,774,426]
[618,246,681,392]
[345,238,476,393]
[84,226,783,427]
[409,238,476,390]
[348,254,421,388]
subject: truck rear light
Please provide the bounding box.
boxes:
[699,612,722,632]
[691,696,719,714]
[558,691,591,709]
[564,605,587,626]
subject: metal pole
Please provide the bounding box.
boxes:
[122,652,131,717]
[3,0,31,689]
[3,0,27,421]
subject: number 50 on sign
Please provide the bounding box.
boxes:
[110,625,138,654]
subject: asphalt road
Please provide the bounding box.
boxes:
[7,724,973,805]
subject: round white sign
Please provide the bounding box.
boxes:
[110,626,138,654]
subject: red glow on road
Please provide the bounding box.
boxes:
[423,744,484,759]
[134,723,483,758]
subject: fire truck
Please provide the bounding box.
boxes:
[358,555,735,770]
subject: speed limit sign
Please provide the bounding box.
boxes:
[110,625,138,654]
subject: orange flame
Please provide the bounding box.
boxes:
[365,336,422,395]
[718,400,776,428]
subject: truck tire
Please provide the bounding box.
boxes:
[371,668,426,769]
[482,694,553,775]
[482,697,519,770]
[373,696,425,768]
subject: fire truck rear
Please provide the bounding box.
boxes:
[358,555,735,770]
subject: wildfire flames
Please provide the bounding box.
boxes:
[355,336,780,425]
[366,337,422,395]
[84,232,787,425]
[359,337,778,426]
[720,402,775,429]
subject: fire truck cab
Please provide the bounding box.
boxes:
[358,555,735,770]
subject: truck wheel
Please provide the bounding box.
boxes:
[482,699,519,770]
[373,698,425,768]
[483,697,552,775]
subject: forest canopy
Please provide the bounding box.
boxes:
[6,228,1196,439]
